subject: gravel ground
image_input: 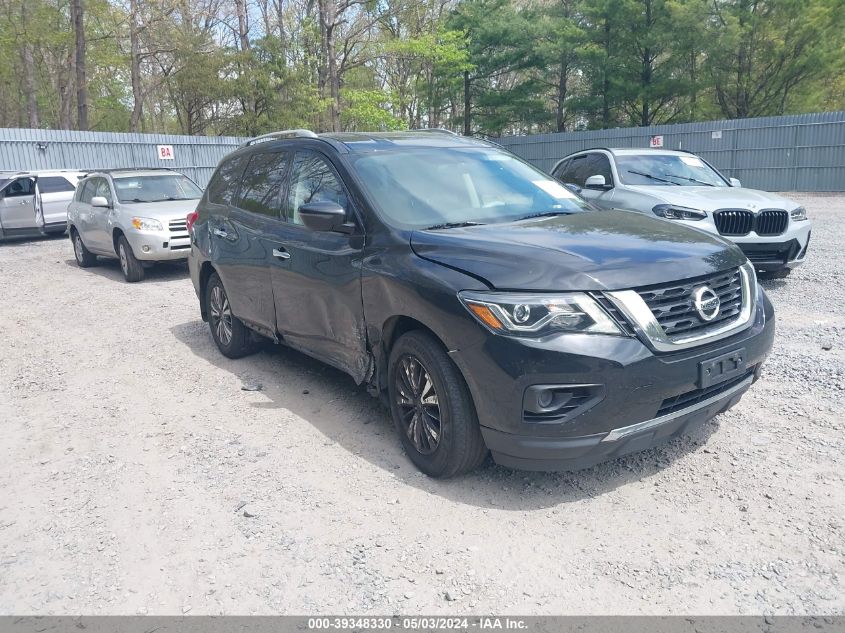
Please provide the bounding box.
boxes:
[0,193,842,616]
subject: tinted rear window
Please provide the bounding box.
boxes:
[38,176,76,194]
[235,152,289,217]
[207,155,247,205]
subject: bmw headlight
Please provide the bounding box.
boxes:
[652,204,706,221]
[458,291,623,336]
[131,217,163,231]
[790,206,808,221]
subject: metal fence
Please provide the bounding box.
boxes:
[0,128,248,188]
[497,111,845,192]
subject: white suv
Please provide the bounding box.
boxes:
[67,169,203,282]
[552,148,811,278]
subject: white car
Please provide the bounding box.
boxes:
[552,148,811,278]
[67,169,203,282]
[0,170,84,240]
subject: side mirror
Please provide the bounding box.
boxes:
[91,196,110,208]
[584,175,611,190]
[729,177,742,188]
[298,201,351,233]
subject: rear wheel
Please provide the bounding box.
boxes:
[71,229,97,268]
[205,273,260,359]
[117,236,144,282]
[388,331,487,478]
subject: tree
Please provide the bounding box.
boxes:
[709,0,844,118]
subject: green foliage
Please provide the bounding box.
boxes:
[340,89,407,130]
[0,0,841,135]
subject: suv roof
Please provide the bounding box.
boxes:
[82,168,183,179]
[239,129,494,154]
[566,147,695,157]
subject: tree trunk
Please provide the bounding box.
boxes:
[463,71,471,136]
[20,2,40,128]
[234,0,251,52]
[71,0,89,130]
[602,15,611,128]
[556,56,568,132]
[129,0,143,132]
[317,0,340,132]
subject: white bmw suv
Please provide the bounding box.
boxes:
[552,148,811,278]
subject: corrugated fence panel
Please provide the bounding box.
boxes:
[0,128,248,187]
[497,111,845,191]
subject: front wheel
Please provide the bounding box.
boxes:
[117,235,144,282]
[388,331,487,478]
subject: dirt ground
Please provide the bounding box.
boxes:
[0,194,842,616]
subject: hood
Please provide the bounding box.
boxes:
[410,210,745,291]
[119,199,199,221]
[630,185,799,212]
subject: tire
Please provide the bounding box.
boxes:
[387,330,488,478]
[117,235,145,282]
[758,268,791,280]
[71,229,97,268]
[205,273,259,359]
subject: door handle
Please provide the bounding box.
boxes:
[272,247,291,260]
[213,228,228,238]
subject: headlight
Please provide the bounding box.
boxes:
[652,204,706,221]
[458,291,623,336]
[790,206,808,221]
[131,217,163,231]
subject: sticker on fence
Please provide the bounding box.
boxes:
[157,145,175,160]
[650,135,664,148]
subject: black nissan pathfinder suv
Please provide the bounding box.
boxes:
[187,130,775,478]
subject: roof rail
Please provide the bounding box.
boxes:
[414,128,459,136]
[241,129,319,147]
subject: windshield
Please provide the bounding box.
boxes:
[616,154,728,187]
[351,148,593,229]
[113,174,203,203]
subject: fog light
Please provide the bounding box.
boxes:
[142,245,151,253]
[536,389,554,408]
[523,384,604,423]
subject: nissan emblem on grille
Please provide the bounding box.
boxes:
[693,286,721,321]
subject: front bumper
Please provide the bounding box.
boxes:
[449,288,775,471]
[124,227,191,261]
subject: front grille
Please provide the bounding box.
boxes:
[714,208,788,237]
[714,209,753,236]
[168,218,189,249]
[756,209,788,236]
[656,370,753,417]
[635,268,743,338]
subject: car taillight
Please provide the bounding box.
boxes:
[186,210,199,233]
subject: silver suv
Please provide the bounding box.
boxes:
[0,170,84,240]
[67,169,203,282]
[552,148,811,278]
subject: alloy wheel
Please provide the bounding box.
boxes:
[119,244,129,275]
[394,355,441,455]
[209,285,233,346]
[74,235,84,263]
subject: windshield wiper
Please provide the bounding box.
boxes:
[515,210,575,221]
[662,173,716,187]
[627,169,679,185]
[424,221,485,230]
[124,198,153,203]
